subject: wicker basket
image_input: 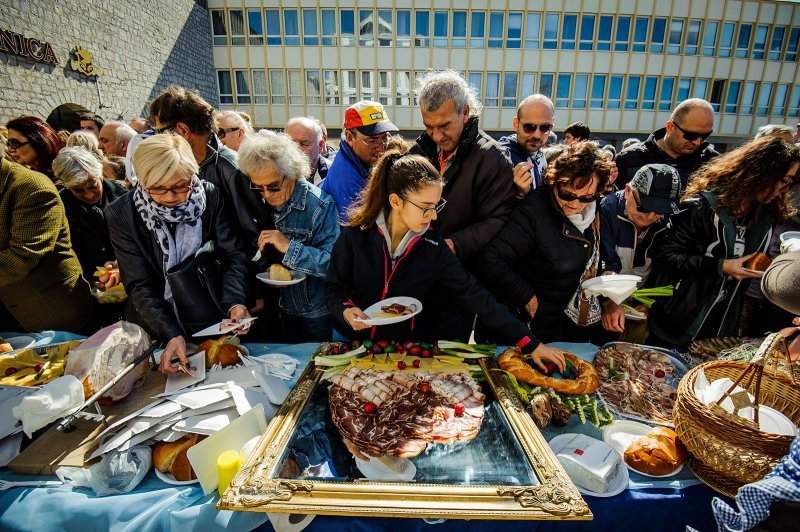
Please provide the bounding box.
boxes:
[673,355,800,494]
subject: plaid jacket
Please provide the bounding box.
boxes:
[0,159,93,332]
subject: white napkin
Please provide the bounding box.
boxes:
[12,375,84,437]
[582,284,639,305]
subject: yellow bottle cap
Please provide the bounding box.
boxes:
[217,450,242,496]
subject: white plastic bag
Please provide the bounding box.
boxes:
[56,445,152,496]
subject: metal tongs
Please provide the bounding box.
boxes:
[55,342,160,432]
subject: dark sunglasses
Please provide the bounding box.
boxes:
[218,127,240,139]
[672,122,713,142]
[556,186,600,203]
[520,122,554,135]
[6,138,30,149]
[249,174,286,193]
[632,191,653,214]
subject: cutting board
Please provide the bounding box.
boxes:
[8,370,168,476]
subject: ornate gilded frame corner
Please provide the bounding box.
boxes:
[218,358,592,521]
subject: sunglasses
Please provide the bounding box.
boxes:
[6,138,30,149]
[218,127,240,139]
[520,122,554,135]
[672,122,713,142]
[632,191,653,214]
[250,174,286,194]
[556,187,600,204]
[399,195,447,217]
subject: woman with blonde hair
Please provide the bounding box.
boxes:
[66,130,103,160]
[105,134,250,373]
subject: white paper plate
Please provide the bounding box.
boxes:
[5,336,35,351]
[624,312,647,322]
[743,268,766,275]
[602,421,686,478]
[355,455,417,481]
[256,271,306,286]
[354,297,423,326]
[549,434,629,497]
[192,317,257,337]
[154,467,199,485]
[582,275,642,290]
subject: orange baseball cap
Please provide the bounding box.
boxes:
[343,100,398,136]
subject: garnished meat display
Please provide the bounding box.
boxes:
[328,367,485,458]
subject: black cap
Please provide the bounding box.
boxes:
[629,164,682,215]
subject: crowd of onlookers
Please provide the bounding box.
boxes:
[1,69,799,373]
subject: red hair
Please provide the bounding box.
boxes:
[5,116,64,177]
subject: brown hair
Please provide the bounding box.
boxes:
[346,151,442,228]
[683,136,800,223]
[544,141,613,192]
[148,85,216,135]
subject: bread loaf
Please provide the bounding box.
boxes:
[196,335,244,368]
[623,426,686,476]
[153,434,202,481]
[743,252,771,272]
[498,347,599,395]
[269,264,292,281]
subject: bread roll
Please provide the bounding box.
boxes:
[269,264,292,281]
[153,434,202,481]
[743,252,771,271]
[623,427,686,476]
[196,335,243,368]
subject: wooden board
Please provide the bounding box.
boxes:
[8,370,168,476]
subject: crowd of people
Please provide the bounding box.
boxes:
[2,70,799,373]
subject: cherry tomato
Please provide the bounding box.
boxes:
[34,364,43,372]
[397,361,407,370]
[412,359,421,368]
[364,403,376,414]
[419,383,431,393]
[409,346,422,357]
[454,403,465,416]
[655,369,666,379]
[4,368,17,376]
[421,349,431,358]
[331,346,341,355]
[377,341,389,348]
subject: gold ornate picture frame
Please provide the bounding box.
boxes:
[218,357,592,521]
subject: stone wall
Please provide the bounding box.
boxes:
[0,0,216,124]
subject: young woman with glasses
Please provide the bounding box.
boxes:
[325,150,567,373]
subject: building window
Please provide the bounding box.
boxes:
[507,12,522,48]
[719,22,735,57]
[396,10,411,47]
[668,19,684,55]
[287,70,303,105]
[573,74,588,108]
[323,70,340,105]
[788,86,800,117]
[415,11,430,47]
[543,14,559,50]
[597,15,613,51]
[608,75,623,109]
[659,77,675,110]
[642,76,657,110]
[359,10,374,46]
[752,25,768,60]
[340,10,355,46]
[685,19,701,55]
[555,74,571,107]
[615,16,631,52]
[265,10,281,46]
[591,75,606,108]
[342,70,357,105]
[580,14,595,50]
[306,70,321,104]
[414,72,426,105]
[736,23,752,58]
[284,10,300,46]
[378,10,393,46]
[247,10,263,46]
[525,13,540,49]
[769,26,786,61]
[632,17,648,52]
[521,72,536,96]
[303,10,319,46]
[396,71,411,106]
[651,18,666,53]
[757,83,773,116]
[741,81,757,114]
[378,70,392,105]
[786,28,800,61]
[485,72,500,107]
[468,72,483,100]
[229,10,245,46]
[451,11,467,47]
[234,70,250,104]
[539,73,554,99]
[217,70,232,104]
[702,21,718,56]
[434,11,448,48]
[625,76,641,109]
[725,80,741,113]
[677,78,691,101]
[360,70,374,100]
[709,79,725,112]
[269,69,285,105]
[772,84,789,115]
[250,70,267,104]
[561,14,577,50]
[471,11,486,48]
[489,12,504,48]
[321,10,337,46]
[694,79,708,99]
[211,10,227,46]
[503,73,518,107]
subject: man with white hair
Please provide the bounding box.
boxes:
[754,124,795,143]
[129,117,148,134]
[98,121,136,157]
[285,117,332,186]
[216,110,251,152]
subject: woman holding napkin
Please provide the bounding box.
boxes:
[105,134,250,373]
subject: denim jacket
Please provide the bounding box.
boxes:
[276,180,340,318]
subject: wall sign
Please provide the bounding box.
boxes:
[0,27,59,65]
[68,46,102,77]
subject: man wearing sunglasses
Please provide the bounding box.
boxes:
[322,100,399,221]
[498,94,555,198]
[615,98,718,189]
[599,164,682,334]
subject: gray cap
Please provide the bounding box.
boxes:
[629,164,682,215]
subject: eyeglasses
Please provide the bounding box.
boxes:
[520,122,554,135]
[355,133,389,150]
[399,195,447,217]
[556,186,600,204]
[250,174,287,194]
[672,122,713,142]
[6,138,30,149]
[632,191,653,214]
[154,123,176,134]
[147,183,192,196]
[218,127,240,139]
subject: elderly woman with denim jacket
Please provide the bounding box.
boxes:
[238,134,340,342]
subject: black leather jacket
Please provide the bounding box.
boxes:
[105,182,249,341]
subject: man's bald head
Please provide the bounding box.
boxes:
[670,98,714,124]
[518,94,555,118]
[662,99,715,158]
[514,94,556,155]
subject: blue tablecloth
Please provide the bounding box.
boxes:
[0,339,729,531]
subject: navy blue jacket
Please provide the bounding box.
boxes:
[321,134,370,222]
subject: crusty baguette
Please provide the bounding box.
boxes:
[153,434,200,481]
[498,347,600,394]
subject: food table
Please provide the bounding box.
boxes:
[0,336,730,531]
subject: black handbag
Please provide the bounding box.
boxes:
[165,249,225,335]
